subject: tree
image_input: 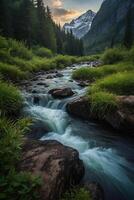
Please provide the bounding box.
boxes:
[124,2,133,48]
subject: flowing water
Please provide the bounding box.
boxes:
[22,64,134,200]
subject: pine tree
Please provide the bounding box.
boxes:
[124,3,133,48]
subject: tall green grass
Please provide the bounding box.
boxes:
[90,72,134,95]
[0,82,23,117]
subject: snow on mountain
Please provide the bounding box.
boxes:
[63,10,96,39]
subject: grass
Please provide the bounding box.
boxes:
[89,91,118,118]
[33,46,53,58]
[90,72,134,95]
[73,62,134,82]
[62,187,92,200]
[101,47,126,64]
[0,82,23,117]
[0,62,28,81]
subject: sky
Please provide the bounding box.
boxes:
[43,0,104,26]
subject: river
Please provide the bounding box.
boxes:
[22,63,134,200]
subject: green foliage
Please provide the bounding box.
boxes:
[8,39,33,60]
[33,47,53,58]
[0,82,23,117]
[91,72,134,95]
[54,55,76,68]
[0,117,31,173]
[101,48,125,64]
[0,171,42,200]
[73,62,134,81]
[0,62,27,81]
[62,187,92,200]
[89,92,118,118]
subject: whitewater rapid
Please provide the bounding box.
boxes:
[23,64,134,200]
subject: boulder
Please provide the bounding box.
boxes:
[66,97,91,120]
[27,120,49,140]
[20,140,85,200]
[105,96,134,133]
[56,73,63,77]
[49,88,74,98]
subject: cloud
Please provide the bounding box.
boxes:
[52,0,62,8]
[53,8,81,25]
[43,0,82,26]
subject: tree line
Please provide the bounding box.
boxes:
[0,0,84,56]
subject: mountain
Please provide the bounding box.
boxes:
[84,0,134,54]
[63,10,96,39]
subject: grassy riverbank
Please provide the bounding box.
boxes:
[73,47,134,118]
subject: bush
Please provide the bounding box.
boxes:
[101,48,125,64]
[89,91,118,118]
[54,55,75,68]
[90,72,134,95]
[8,38,33,60]
[62,187,92,200]
[0,118,31,173]
[0,62,28,81]
[0,171,42,200]
[73,62,134,82]
[0,82,23,117]
[33,47,53,58]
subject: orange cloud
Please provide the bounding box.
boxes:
[53,8,82,26]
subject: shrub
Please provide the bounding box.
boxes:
[0,36,8,49]
[101,48,125,64]
[8,38,33,60]
[0,117,31,173]
[0,82,23,117]
[0,62,28,81]
[0,171,42,200]
[73,62,134,82]
[89,91,118,118]
[91,72,134,95]
[33,47,53,58]
[62,187,92,200]
[54,55,74,68]
[73,67,102,81]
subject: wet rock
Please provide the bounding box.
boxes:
[27,120,49,140]
[37,82,49,87]
[32,90,38,94]
[56,73,63,77]
[78,81,89,87]
[33,96,40,104]
[66,97,91,120]
[67,96,134,133]
[85,183,104,200]
[20,140,85,200]
[46,75,56,79]
[49,88,74,99]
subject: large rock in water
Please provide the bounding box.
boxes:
[49,88,74,98]
[20,140,85,200]
[66,96,134,133]
[66,97,91,120]
[105,96,134,133]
